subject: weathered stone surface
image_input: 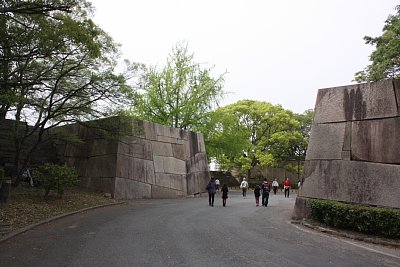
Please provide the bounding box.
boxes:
[314,79,398,123]
[157,135,184,144]
[142,120,157,141]
[300,160,400,209]
[116,155,155,184]
[118,137,152,160]
[291,197,311,220]
[151,184,185,198]
[152,155,164,174]
[343,122,352,151]
[351,117,400,164]
[155,123,182,139]
[186,153,209,173]
[163,157,186,175]
[152,141,173,157]
[172,144,186,160]
[84,138,119,157]
[80,176,114,194]
[155,173,186,191]
[187,171,210,195]
[85,155,117,178]
[1,117,210,200]
[114,178,151,199]
[305,123,346,160]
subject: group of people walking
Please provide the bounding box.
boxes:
[206,177,295,207]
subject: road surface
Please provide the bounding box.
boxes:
[1,191,399,266]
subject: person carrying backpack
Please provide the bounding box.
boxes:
[261,178,270,207]
[240,178,249,198]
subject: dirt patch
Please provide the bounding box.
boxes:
[0,186,118,236]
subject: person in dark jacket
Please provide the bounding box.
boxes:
[254,184,261,206]
[261,179,270,207]
[206,178,217,206]
[221,184,229,207]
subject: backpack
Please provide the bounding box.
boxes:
[262,183,270,194]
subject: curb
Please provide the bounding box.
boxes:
[0,201,125,244]
[292,220,400,249]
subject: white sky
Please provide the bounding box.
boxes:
[89,0,398,114]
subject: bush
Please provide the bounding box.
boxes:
[35,163,79,198]
[309,199,400,239]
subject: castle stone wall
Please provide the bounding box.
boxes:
[54,118,210,199]
[293,79,400,220]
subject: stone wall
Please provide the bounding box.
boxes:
[54,118,210,199]
[293,79,400,220]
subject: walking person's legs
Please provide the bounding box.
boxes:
[209,194,212,205]
[211,193,215,206]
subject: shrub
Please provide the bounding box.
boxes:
[309,199,400,239]
[35,163,79,198]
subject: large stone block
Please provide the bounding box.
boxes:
[153,156,186,174]
[314,80,398,123]
[84,138,119,157]
[300,160,400,209]
[187,171,210,195]
[152,141,173,157]
[141,120,157,141]
[291,197,311,220]
[186,153,209,173]
[155,173,186,191]
[114,178,152,199]
[163,157,186,175]
[171,144,187,160]
[118,137,152,160]
[116,154,155,184]
[305,123,346,160]
[351,117,400,164]
[85,154,117,178]
[155,123,182,139]
[151,184,185,198]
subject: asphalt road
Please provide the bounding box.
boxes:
[1,191,399,267]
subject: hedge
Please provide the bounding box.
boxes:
[308,199,400,239]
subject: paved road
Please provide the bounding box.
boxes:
[1,191,399,267]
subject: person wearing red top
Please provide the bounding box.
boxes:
[284,178,291,198]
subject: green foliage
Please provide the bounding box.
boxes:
[205,100,308,174]
[36,163,79,198]
[309,199,400,239]
[355,5,400,82]
[1,0,134,185]
[131,41,225,130]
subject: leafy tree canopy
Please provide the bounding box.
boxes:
[0,0,134,184]
[205,100,308,176]
[130,42,226,130]
[354,5,400,82]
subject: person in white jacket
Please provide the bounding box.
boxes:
[240,178,249,198]
[271,179,279,195]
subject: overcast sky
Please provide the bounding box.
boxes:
[89,0,398,114]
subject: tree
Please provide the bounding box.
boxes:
[1,0,133,185]
[205,100,304,178]
[354,5,400,82]
[131,42,225,130]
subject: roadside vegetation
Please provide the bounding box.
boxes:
[309,199,400,239]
